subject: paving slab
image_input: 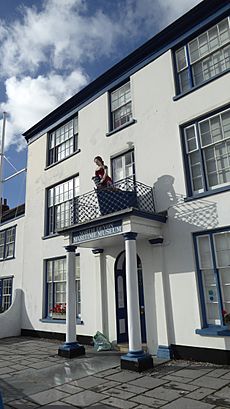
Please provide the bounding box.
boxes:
[62,390,105,407]
[100,396,137,408]
[6,398,40,408]
[128,376,167,389]
[185,387,215,400]
[204,394,230,407]
[116,383,148,395]
[171,368,213,379]
[102,386,135,399]
[144,385,186,401]
[160,397,215,408]
[105,371,142,383]
[190,375,230,389]
[55,384,84,394]
[72,376,109,389]
[27,389,69,405]
[207,369,230,378]
[130,393,167,407]
[90,381,121,393]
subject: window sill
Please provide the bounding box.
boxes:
[0,256,15,262]
[45,149,81,170]
[42,233,60,240]
[40,318,84,325]
[196,326,230,336]
[184,185,230,202]
[173,69,230,101]
[106,119,136,137]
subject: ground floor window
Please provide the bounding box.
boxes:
[46,256,81,319]
[194,227,230,326]
[0,277,13,312]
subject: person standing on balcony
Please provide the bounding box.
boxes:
[93,156,113,188]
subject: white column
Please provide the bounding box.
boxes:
[65,245,76,343]
[124,232,142,353]
[92,249,104,333]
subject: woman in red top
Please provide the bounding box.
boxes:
[94,156,113,188]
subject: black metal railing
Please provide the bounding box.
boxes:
[68,177,155,226]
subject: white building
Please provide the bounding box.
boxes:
[0,0,230,369]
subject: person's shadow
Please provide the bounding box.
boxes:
[153,175,177,212]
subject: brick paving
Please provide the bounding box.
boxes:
[0,337,230,408]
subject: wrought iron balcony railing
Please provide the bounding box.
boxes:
[69,177,155,226]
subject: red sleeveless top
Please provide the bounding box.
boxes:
[95,166,112,186]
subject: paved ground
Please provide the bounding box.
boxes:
[0,337,230,408]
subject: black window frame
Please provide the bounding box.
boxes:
[47,116,78,166]
[0,276,13,312]
[109,80,133,132]
[0,226,16,261]
[46,175,79,236]
[45,255,81,320]
[181,104,230,199]
[174,15,230,96]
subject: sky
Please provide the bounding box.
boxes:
[0,0,202,208]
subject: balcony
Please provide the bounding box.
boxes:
[68,177,155,227]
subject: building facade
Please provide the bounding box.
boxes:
[1,0,230,365]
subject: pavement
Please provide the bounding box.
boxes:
[0,337,230,408]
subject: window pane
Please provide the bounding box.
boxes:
[219,18,230,45]
[222,111,230,139]
[189,151,204,192]
[214,232,230,267]
[189,39,199,63]
[178,69,190,93]
[185,126,197,152]
[176,46,187,70]
[48,116,78,164]
[201,268,219,324]
[197,236,212,269]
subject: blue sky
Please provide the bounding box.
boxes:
[0,0,201,208]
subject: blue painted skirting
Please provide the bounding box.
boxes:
[157,345,173,359]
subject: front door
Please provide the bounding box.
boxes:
[115,252,147,343]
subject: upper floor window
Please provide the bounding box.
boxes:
[110,81,132,130]
[182,107,230,197]
[175,17,230,94]
[0,277,13,313]
[194,228,230,327]
[46,256,81,320]
[112,150,135,183]
[47,176,79,235]
[48,116,78,166]
[0,227,16,260]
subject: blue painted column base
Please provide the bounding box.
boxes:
[121,350,153,372]
[157,345,173,360]
[58,342,85,359]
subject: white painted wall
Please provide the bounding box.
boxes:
[21,45,230,354]
[0,215,25,338]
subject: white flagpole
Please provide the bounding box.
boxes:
[0,112,7,222]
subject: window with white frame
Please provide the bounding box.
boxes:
[112,151,135,183]
[0,277,13,312]
[175,17,230,93]
[195,229,230,327]
[47,176,79,235]
[182,107,230,196]
[110,81,132,130]
[46,256,81,319]
[48,116,78,165]
[0,227,16,260]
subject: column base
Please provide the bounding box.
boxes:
[58,342,85,358]
[157,345,173,360]
[121,350,153,372]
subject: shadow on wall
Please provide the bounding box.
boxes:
[152,175,219,346]
[153,174,218,229]
[0,289,35,340]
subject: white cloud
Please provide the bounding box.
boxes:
[0,0,203,152]
[0,70,88,151]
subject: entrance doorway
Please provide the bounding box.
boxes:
[115,251,147,344]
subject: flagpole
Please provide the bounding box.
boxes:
[0,112,7,222]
